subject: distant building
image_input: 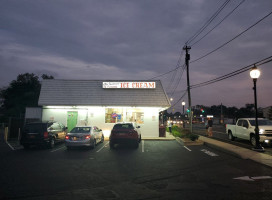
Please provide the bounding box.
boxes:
[263,106,272,119]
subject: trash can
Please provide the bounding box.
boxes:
[159,126,166,137]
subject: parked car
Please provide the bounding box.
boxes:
[65,126,104,150]
[20,121,67,149]
[109,122,141,149]
[226,118,272,146]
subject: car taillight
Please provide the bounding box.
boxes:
[44,132,49,139]
[65,135,70,140]
[85,135,91,139]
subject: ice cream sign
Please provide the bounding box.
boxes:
[103,82,156,89]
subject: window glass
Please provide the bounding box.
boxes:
[113,123,134,129]
[126,108,144,124]
[237,120,243,126]
[105,108,123,123]
[249,119,272,126]
[70,127,91,133]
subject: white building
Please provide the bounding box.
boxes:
[37,80,171,138]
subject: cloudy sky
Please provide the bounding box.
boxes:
[1,0,272,110]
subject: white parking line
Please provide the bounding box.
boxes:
[6,141,15,151]
[184,146,192,152]
[51,146,66,152]
[201,149,218,157]
[96,141,109,152]
[142,140,144,153]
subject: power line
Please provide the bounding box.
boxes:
[190,56,272,89]
[148,49,184,80]
[169,64,186,97]
[169,90,188,110]
[186,0,231,45]
[191,10,272,63]
[191,0,245,47]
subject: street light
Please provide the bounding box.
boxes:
[250,66,264,152]
[182,101,185,114]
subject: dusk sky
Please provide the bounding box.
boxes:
[1,0,271,111]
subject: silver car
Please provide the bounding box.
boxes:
[65,126,104,150]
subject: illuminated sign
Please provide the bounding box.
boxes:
[103,82,156,89]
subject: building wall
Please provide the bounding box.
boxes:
[42,106,160,138]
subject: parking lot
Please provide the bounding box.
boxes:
[1,136,272,200]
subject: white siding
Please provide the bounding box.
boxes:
[42,106,160,138]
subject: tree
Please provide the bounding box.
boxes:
[267,107,272,120]
[0,73,54,117]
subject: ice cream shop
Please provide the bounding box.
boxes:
[37,80,171,138]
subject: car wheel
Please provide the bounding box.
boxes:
[228,132,235,141]
[48,138,55,149]
[101,135,104,143]
[250,135,256,146]
[91,139,96,149]
[138,135,141,143]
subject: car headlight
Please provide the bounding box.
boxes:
[259,129,264,134]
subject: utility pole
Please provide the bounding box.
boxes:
[183,45,192,133]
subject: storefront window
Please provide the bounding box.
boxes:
[126,108,144,124]
[105,108,123,123]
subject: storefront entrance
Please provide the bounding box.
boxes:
[67,111,78,131]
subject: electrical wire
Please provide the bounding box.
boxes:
[190,55,272,89]
[169,64,186,97]
[148,49,184,80]
[191,10,272,63]
[169,90,188,109]
[186,0,231,45]
[191,0,245,47]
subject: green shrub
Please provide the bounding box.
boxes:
[188,134,199,141]
[168,125,199,141]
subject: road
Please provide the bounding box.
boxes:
[191,123,272,155]
[0,136,272,199]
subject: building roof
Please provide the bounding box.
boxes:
[38,80,171,108]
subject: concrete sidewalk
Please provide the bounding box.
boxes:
[199,135,272,168]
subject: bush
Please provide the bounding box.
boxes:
[188,134,199,141]
[169,125,199,141]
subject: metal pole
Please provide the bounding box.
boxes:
[183,45,192,133]
[252,78,263,151]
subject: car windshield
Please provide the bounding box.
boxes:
[249,119,272,126]
[70,127,91,133]
[114,124,134,129]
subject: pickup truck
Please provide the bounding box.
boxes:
[226,118,272,146]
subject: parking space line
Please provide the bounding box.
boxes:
[201,149,218,157]
[142,140,144,153]
[51,146,66,152]
[96,141,109,152]
[6,141,15,151]
[184,146,192,152]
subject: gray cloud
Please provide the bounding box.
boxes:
[1,0,272,108]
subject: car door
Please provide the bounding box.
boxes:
[58,123,66,140]
[242,120,250,140]
[236,120,244,138]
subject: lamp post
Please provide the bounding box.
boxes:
[182,101,185,114]
[250,66,264,152]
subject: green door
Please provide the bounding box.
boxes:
[67,111,78,132]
